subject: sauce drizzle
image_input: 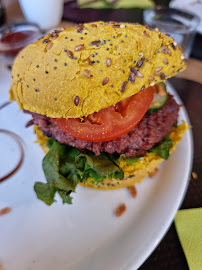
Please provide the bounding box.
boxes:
[0,129,24,183]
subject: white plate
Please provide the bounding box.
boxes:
[0,70,193,270]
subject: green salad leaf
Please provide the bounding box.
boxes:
[34,139,124,205]
[149,135,173,160]
[115,154,140,165]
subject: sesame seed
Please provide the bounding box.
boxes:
[54,67,57,70]
[108,39,110,41]
[74,96,79,106]
[84,32,87,35]
[54,59,57,62]
[102,77,109,86]
[33,78,36,81]
[149,76,154,82]
[65,37,68,39]
[125,35,127,37]
[129,72,135,83]
[157,50,160,53]
[172,65,175,68]
[92,61,95,64]
[155,66,163,72]
[124,60,126,63]
[18,80,21,82]
[120,81,128,92]
[22,56,24,58]
[139,52,143,58]
[64,63,67,66]
[97,60,100,63]
[91,24,97,28]
[17,74,19,77]
[46,42,53,50]
[91,54,95,57]
[80,37,83,40]
[70,39,73,41]
[133,60,136,64]
[74,44,84,51]
[137,71,144,78]
[137,59,144,68]
[67,50,74,59]
[87,57,92,65]
[64,49,67,52]
[100,42,103,45]
[106,48,109,51]
[36,65,39,68]
[90,74,93,77]
[84,69,91,78]
[43,39,50,44]
[110,44,112,46]
[95,52,98,55]
[148,59,151,62]
[160,72,165,79]
[26,85,29,88]
[104,40,106,44]
[54,97,57,101]
[45,71,49,74]
[163,58,168,65]
[121,40,124,43]
[90,40,100,46]
[113,36,115,38]
[143,31,150,38]
[74,57,78,60]
[106,58,112,67]
[35,89,39,92]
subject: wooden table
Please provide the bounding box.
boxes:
[2,2,202,270]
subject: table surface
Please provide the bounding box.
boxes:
[1,3,202,270]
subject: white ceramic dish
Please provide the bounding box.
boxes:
[0,73,193,270]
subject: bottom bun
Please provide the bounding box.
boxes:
[34,122,188,190]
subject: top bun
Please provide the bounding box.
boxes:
[10,21,186,119]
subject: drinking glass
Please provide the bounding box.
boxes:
[143,7,200,58]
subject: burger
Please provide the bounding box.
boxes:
[9,22,187,205]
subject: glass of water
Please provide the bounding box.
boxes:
[143,7,200,58]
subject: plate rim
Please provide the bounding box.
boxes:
[129,81,194,269]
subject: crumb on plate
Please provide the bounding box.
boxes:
[149,167,159,178]
[0,207,11,216]
[128,186,137,198]
[115,203,127,217]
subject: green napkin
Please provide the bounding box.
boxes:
[174,208,202,270]
[78,0,154,9]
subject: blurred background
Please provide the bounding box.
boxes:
[0,0,201,82]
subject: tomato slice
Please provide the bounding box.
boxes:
[52,86,155,142]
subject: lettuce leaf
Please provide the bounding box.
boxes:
[149,135,173,160]
[35,133,174,205]
[115,154,140,165]
[34,139,124,205]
